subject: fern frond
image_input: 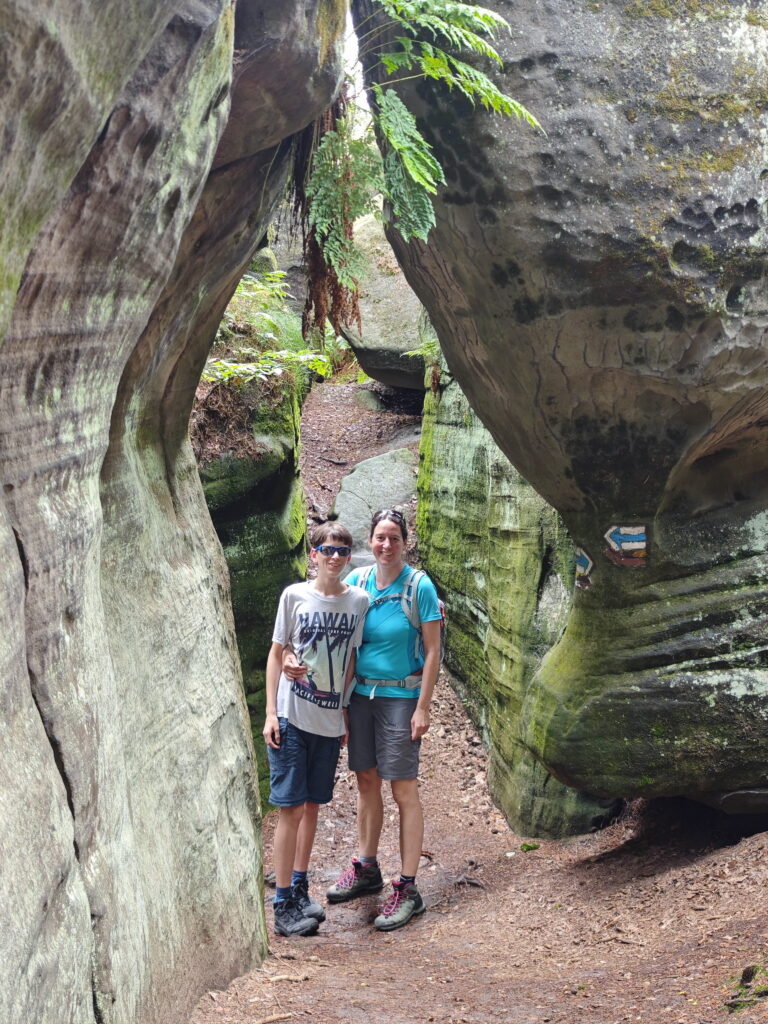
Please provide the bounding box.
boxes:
[377,0,509,46]
[445,53,542,126]
[383,148,437,242]
[367,1,542,130]
[305,116,385,290]
[297,0,542,334]
[374,87,445,193]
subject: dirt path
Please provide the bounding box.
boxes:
[190,380,768,1024]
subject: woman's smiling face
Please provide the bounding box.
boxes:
[370,519,405,565]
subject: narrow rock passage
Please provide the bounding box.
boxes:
[298,379,423,525]
[190,380,768,1024]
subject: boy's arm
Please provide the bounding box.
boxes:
[342,650,357,707]
[282,646,307,680]
[263,641,285,749]
[340,650,357,746]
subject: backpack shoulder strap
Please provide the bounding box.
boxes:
[358,564,375,593]
[400,568,426,630]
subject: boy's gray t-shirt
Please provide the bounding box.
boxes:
[273,581,369,737]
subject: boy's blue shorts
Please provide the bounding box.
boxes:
[268,718,341,806]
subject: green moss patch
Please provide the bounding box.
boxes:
[725,964,768,1013]
[625,0,734,17]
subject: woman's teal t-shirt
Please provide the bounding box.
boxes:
[347,564,441,699]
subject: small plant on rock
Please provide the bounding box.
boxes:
[725,964,768,1013]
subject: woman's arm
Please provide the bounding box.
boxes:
[410,618,441,740]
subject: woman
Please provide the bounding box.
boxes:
[295,508,442,931]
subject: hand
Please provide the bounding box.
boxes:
[411,705,431,740]
[263,713,281,749]
[282,650,307,680]
[341,707,350,747]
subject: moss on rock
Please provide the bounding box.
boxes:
[196,367,308,808]
[316,0,348,68]
[418,355,619,837]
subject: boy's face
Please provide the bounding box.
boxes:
[310,537,352,578]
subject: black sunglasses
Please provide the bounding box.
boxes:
[314,545,352,557]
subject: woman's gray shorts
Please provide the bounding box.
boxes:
[347,692,420,781]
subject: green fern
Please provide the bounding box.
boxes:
[375,87,445,193]
[366,0,542,238]
[366,0,540,126]
[383,148,438,241]
[305,113,385,290]
[301,0,541,324]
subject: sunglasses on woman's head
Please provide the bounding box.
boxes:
[375,508,405,524]
[314,545,352,557]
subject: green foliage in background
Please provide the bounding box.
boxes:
[215,271,306,353]
[207,262,356,385]
[202,350,331,387]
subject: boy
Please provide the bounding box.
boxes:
[263,522,368,936]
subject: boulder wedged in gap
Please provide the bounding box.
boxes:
[334,448,419,571]
[340,215,426,391]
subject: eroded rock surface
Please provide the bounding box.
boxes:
[418,356,619,836]
[0,2,343,1022]
[354,0,768,808]
[341,215,426,390]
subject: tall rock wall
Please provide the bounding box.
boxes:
[194,367,309,807]
[354,0,768,813]
[0,2,343,1022]
[418,357,619,836]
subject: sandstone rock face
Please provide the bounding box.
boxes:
[418,358,619,836]
[333,447,419,571]
[354,0,768,809]
[341,216,426,390]
[0,2,343,1022]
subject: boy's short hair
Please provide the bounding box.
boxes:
[310,520,353,548]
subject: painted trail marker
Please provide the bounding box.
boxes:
[575,548,594,589]
[603,524,647,567]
